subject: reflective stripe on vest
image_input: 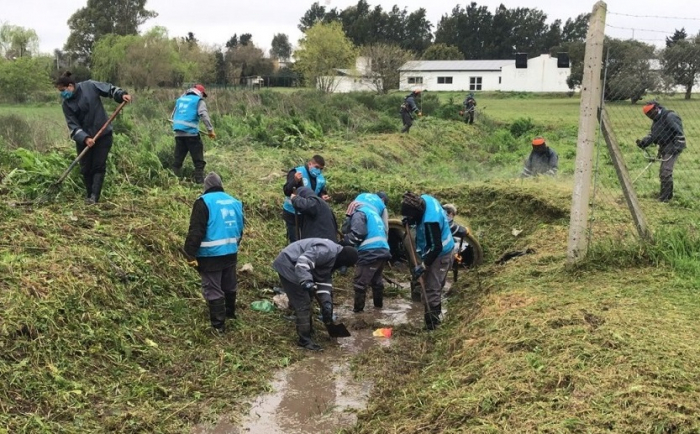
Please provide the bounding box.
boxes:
[283,165,327,213]
[197,192,243,257]
[355,193,386,216]
[357,205,389,252]
[172,94,201,134]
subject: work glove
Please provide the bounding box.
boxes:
[302,281,317,294]
[187,259,198,268]
[208,130,216,139]
[417,111,423,117]
[321,301,333,325]
[636,139,643,148]
[412,262,426,279]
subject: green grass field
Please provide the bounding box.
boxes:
[2,89,700,432]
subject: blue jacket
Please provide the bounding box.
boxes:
[283,165,326,213]
[172,94,202,134]
[416,195,454,260]
[197,191,244,257]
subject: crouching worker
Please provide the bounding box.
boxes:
[183,172,244,334]
[272,239,358,351]
[342,202,391,312]
[401,192,454,330]
[522,136,558,177]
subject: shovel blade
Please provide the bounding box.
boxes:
[325,322,351,338]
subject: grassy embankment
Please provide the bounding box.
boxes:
[1,90,700,433]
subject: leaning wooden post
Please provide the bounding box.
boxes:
[567,1,607,263]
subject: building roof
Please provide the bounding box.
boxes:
[399,59,513,72]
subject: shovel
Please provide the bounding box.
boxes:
[325,322,351,338]
[403,222,431,314]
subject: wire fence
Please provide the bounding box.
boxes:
[589,20,700,246]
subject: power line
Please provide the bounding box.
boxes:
[605,24,675,35]
[608,11,700,21]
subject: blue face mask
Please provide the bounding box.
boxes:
[309,167,322,178]
[60,90,74,100]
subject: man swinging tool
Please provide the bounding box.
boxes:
[171,84,216,184]
[462,92,477,124]
[636,101,686,202]
[400,89,422,133]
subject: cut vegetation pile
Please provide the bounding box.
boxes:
[1,90,700,433]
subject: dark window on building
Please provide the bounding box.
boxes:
[437,76,453,84]
[470,76,482,90]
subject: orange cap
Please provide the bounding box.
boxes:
[642,103,655,114]
[532,137,546,146]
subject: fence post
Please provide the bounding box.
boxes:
[567,1,607,263]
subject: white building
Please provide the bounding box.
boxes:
[398,54,571,93]
[317,57,381,93]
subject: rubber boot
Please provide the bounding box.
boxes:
[659,179,674,202]
[424,303,442,331]
[207,298,226,334]
[89,172,105,204]
[410,280,422,302]
[372,285,384,308]
[193,168,205,184]
[224,291,237,319]
[353,289,366,313]
[83,174,94,205]
[172,166,182,178]
[296,314,321,351]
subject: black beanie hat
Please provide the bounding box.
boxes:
[334,246,359,269]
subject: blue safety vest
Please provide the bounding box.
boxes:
[355,193,386,216]
[416,195,454,258]
[197,192,244,257]
[172,94,201,134]
[282,165,326,213]
[357,205,389,252]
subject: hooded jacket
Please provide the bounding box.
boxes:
[61,80,129,146]
[522,147,558,177]
[291,187,338,241]
[272,238,343,287]
[639,108,686,154]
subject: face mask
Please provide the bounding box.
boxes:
[309,167,322,178]
[60,90,74,100]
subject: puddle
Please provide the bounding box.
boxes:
[193,297,423,434]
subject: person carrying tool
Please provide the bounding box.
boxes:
[183,172,244,334]
[636,101,686,202]
[171,84,215,184]
[462,92,477,124]
[341,201,391,312]
[522,136,558,178]
[282,155,329,244]
[55,71,131,204]
[272,239,358,351]
[401,192,454,330]
[400,89,422,133]
[290,187,338,241]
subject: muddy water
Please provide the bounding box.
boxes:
[192,297,423,434]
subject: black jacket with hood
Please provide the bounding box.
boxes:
[61,80,129,146]
[291,187,338,241]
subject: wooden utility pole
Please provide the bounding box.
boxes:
[599,109,652,241]
[567,1,607,263]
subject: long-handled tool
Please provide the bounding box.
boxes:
[632,148,672,185]
[32,102,127,204]
[403,222,431,314]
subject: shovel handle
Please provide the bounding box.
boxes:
[403,222,430,312]
[54,101,127,185]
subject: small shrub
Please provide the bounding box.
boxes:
[509,117,536,138]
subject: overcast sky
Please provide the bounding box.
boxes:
[5,0,700,55]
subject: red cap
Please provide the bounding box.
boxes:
[642,103,655,115]
[194,84,207,97]
[532,137,546,146]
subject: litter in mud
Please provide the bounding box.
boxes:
[372,328,393,338]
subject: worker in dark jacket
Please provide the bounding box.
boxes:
[282,155,329,243]
[55,71,131,204]
[400,89,422,133]
[272,239,358,351]
[184,172,244,334]
[291,187,338,241]
[522,136,558,177]
[342,204,391,312]
[462,93,477,124]
[171,84,216,184]
[401,192,455,330]
[636,102,686,202]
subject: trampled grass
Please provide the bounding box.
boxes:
[2,89,700,433]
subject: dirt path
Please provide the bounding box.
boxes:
[193,297,423,434]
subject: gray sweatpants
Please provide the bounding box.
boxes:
[200,265,237,301]
[423,254,453,311]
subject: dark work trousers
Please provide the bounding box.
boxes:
[465,109,475,124]
[401,110,413,133]
[282,210,302,244]
[76,133,112,198]
[173,135,206,182]
[353,260,386,311]
[200,265,237,302]
[423,254,454,313]
[659,152,681,202]
[279,275,316,346]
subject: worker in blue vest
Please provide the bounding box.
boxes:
[183,172,244,334]
[342,191,389,238]
[401,192,455,330]
[282,155,329,244]
[342,203,391,312]
[171,84,215,184]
